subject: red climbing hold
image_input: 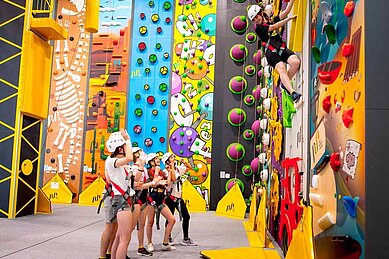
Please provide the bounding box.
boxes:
[330,152,342,172]
[342,107,354,128]
[322,95,332,113]
[138,42,146,51]
[147,95,155,105]
[120,29,125,36]
[342,43,354,57]
[344,1,355,17]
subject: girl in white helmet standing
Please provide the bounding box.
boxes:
[248,1,302,106]
[131,148,162,256]
[104,129,133,259]
[162,152,198,246]
[145,153,176,252]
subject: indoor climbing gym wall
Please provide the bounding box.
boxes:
[310,0,365,258]
[0,0,65,217]
[168,0,216,207]
[127,0,173,154]
[42,0,90,203]
[211,0,312,254]
[79,1,132,204]
[211,0,261,214]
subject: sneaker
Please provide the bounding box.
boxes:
[168,237,174,245]
[137,247,153,256]
[147,243,154,252]
[181,238,198,246]
[162,243,176,251]
[291,92,302,103]
[291,92,303,108]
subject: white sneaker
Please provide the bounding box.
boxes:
[147,243,154,252]
[181,238,198,246]
[162,243,176,251]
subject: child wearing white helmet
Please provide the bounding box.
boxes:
[162,152,198,246]
[145,152,176,252]
[102,129,133,259]
[131,148,163,256]
[248,1,302,107]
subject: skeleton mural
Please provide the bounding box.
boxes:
[43,0,90,200]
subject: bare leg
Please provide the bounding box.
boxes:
[137,206,149,248]
[275,62,295,94]
[132,204,141,230]
[111,233,119,259]
[115,210,133,259]
[107,223,118,254]
[160,206,176,244]
[100,222,117,257]
[287,55,301,79]
[146,205,155,245]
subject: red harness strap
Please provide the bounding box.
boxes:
[262,41,286,56]
[110,167,133,205]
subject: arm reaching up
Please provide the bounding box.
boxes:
[279,0,295,20]
[268,15,297,32]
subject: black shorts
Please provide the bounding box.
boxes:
[150,191,165,206]
[265,47,295,68]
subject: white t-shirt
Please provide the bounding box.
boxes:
[131,164,149,190]
[105,156,133,196]
[166,164,186,198]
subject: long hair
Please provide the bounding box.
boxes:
[110,144,125,158]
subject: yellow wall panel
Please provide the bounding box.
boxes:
[20,31,52,119]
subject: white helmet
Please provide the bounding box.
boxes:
[106,132,126,152]
[146,153,158,164]
[161,152,173,165]
[132,147,142,154]
[247,5,262,21]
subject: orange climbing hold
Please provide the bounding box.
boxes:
[342,107,354,128]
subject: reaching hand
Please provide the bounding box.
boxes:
[290,14,297,20]
[159,180,167,185]
[134,181,143,188]
[120,129,130,141]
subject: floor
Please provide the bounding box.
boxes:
[0,204,251,259]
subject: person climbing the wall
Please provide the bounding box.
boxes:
[248,1,302,106]
[104,129,134,259]
[162,152,198,247]
[131,148,162,256]
[145,152,176,252]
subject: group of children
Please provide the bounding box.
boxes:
[98,130,197,259]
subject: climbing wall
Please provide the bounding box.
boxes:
[81,0,132,194]
[310,1,365,258]
[210,0,311,254]
[42,0,90,202]
[1,0,57,217]
[127,0,173,155]
[273,0,309,252]
[210,0,261,210]
[169,0,217,206]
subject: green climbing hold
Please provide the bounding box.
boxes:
[324,24,336,44]
[149,54,157,63]
[282,90,296,128]
[312,46,321,63]
[163,1,171,10]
